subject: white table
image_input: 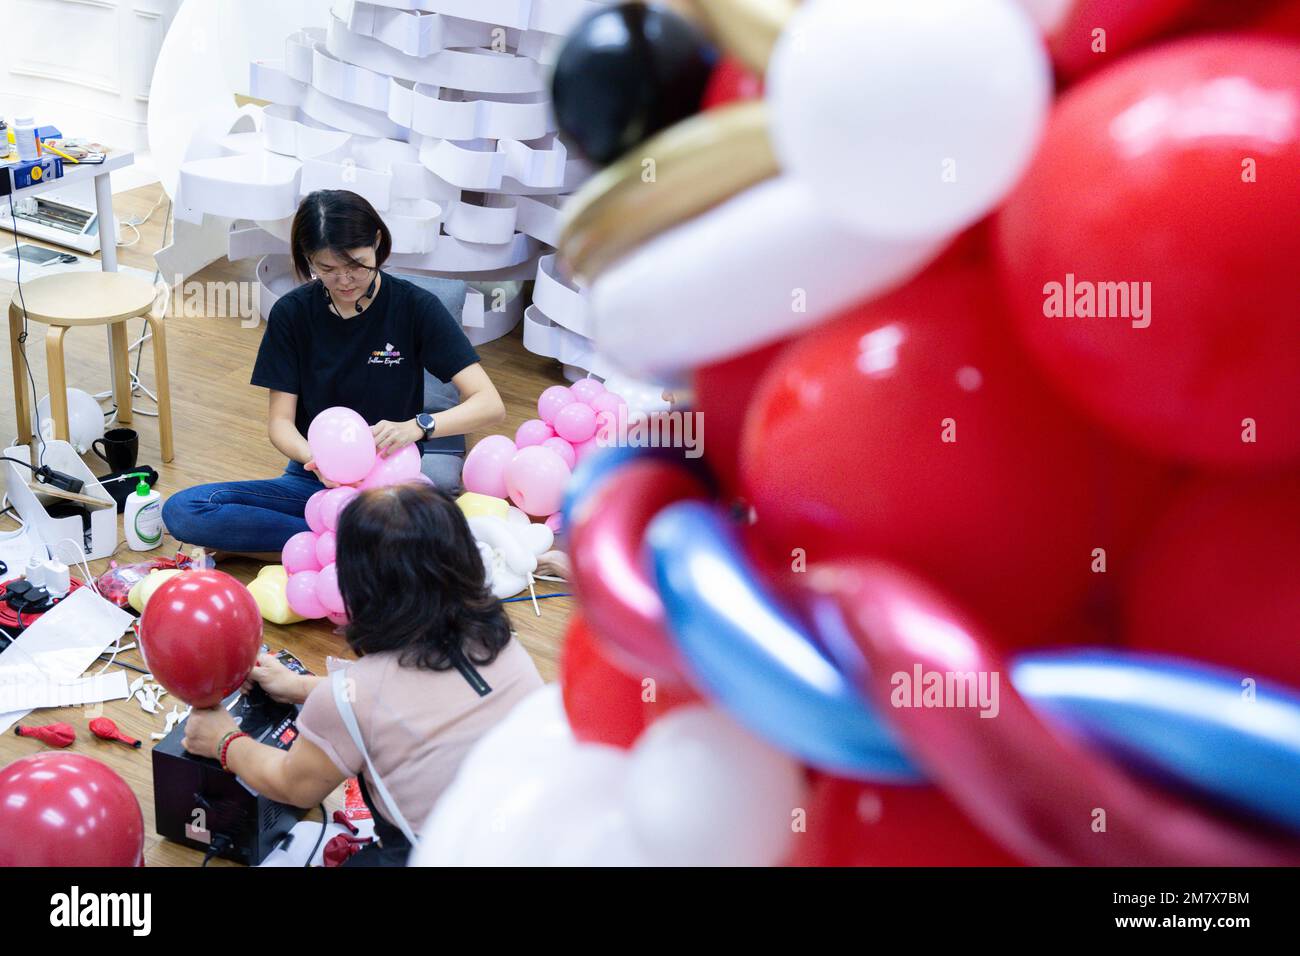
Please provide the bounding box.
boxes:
[2,148,136,409]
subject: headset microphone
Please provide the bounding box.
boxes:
[355,272,378,313]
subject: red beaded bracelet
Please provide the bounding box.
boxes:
[219,731,249,771]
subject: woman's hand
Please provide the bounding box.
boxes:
[241,652,309,704]
[182,706,240,760]
[304,460,341,488]
[372,419,423,457]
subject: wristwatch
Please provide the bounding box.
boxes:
[416,412,437,441]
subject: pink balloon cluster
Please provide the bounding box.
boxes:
[462,380,628,522]
[285,407,435,622]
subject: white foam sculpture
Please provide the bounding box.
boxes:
[149,0,610,360]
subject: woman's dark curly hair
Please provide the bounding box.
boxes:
[334,483,510,671]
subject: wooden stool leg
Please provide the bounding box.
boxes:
[145,314,174,463]
[110,320,133,425]
[8,305,33,454]
[45,326,70,443]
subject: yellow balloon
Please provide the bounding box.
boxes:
[248,564,305,625]
[128,568,184,614]
[457,491,510,520]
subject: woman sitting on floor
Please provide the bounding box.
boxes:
[182,482,543,865]
[162,187,505,555]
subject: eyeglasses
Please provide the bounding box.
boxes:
[311,262,378,284]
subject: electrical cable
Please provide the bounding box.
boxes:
[306,803,329,867]
[7,190,48,467]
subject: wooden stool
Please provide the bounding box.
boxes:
[7,272,174,462]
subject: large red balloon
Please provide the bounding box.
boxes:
[569,459,710,686]
[0,753,144,866]
[741,256,1167,648]
[996,37,1300,468]
[138,569,263,707]
[788,775,1023,866]
[559,614,699,749]
[692,337,790,497]
[1048,0,1198,80]
[1124,473,1300,688]
[817,558,1300,866]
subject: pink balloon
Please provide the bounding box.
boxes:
[537,385,574,424]
[504,445,572,517]
[315,530,337,567]
[463,435,517,499]
[286,570,327,619]
[316,562,345,615]
[545,512,564,534]
[359,443,422,490]
[554,402,598,443]
[573,435,601,463]
[320,486,361,533]
[541,436,577,469]
[569,378,606,405]
[304,490,328,534]
[589,392,627,417]
[515,419,556,448]
[282,531,322,574]
[327,611,349,627]
[307,407,376,485]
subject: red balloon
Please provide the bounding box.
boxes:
[996,37,1300,468]
[701,56,763,109]
[1124,473,1300,688]
[569,459,710,686]
[138,569,263,707]
[788,776,1023,866]
[1048,0,1198,80]
[741,257,1167,648]
[693,338,790,497]
[816,558,1300,865]
[0,753,144,866]
[559,614,699,748]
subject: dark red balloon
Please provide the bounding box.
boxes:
[1124,473,1300,688]
[788,776,1023,866]
[0,753,144,866]
[560,614,699,749]
[138,569,263,707]
[693,337,790,497]
[1048,0,1198,80]
[996,37,1300,468]
[741,257,1167,648]
[701,56,763,109]
[570,458,709,686]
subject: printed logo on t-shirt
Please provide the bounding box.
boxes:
[368,342,403,367]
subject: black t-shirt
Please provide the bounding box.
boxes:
[251,272,479,442]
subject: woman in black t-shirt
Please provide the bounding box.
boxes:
[162,190,507,555]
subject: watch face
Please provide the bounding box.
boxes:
[418,413,434,432]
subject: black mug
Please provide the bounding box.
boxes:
[92,428,139,472]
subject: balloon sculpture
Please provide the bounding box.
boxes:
[462,380,630,525]
[138,569,263,707]
[415,1,1300,866]
[286,406,433,622]
[0,752,145,866]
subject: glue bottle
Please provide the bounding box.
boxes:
[124,472,163,551]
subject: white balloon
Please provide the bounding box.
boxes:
[591,177,941,379]
[768,0,1051,240]
[34,388,105,454]
[518,522,554,556]
[596,371,672,415]
[626,707,808,867]
[504,506,533,528]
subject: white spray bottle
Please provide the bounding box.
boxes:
[124,472,163,551]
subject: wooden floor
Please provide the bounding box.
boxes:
[0,183,574,866]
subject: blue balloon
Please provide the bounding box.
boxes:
[1013,650,1300,835]
[646,501,922,782]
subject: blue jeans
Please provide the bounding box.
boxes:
[162,454,464,553]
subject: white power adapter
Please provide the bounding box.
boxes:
[43,560,70,599]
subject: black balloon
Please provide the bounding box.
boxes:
[551,3,718,165]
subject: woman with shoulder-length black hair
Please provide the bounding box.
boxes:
[163,188,507,555]
[182,483,544,865]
